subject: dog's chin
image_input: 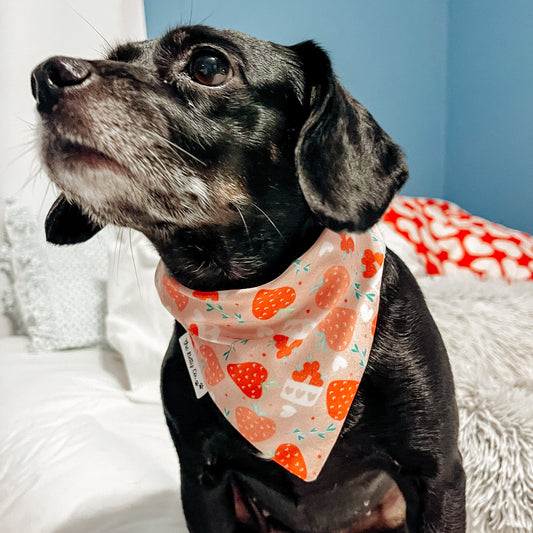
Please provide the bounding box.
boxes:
[44,144,128,216]
[55,142,127,175]
[41,124,128,192]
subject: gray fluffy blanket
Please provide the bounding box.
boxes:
[419,276,533,533]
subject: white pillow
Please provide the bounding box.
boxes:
[105,229,174,403]
[1,199,109,350]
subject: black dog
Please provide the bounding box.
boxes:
[32,25,465,532]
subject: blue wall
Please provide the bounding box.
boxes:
[144,0,533,233]
[446,0,533,234]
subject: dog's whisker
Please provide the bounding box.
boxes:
[14,158,46,197]
[17,138,38,151]
[70,6,112,51]
[112,227,125,280]
[7,132,41,167]
[235,205,252,246]
[250,203,285,241]
[145,146,171,172]
[144,130,207,167]
[128,229,143,297]
[39,180,54,216]
[8,144,38,167]
[17,116,38,129]
[188,0,194,26]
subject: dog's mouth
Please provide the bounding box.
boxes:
[56,140,126,174]
[38,112,125,173]
[40,123,133,198]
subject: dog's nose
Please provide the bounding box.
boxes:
[31,56,92,114]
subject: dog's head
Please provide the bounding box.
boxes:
[33,25,407,286]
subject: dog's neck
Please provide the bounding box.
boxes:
[154,211,322,292]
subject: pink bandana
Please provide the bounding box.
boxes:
[155,228,385,481]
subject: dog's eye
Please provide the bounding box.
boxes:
[190,52,231,86]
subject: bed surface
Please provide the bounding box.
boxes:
[0,336,186,533]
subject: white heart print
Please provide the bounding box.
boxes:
[319,241,335,256]
[464,235,493,256]
[332,355,348,372]
[280,405,297,418]
[202,324,221,341]
[192,310,205,322]
[360,303,374,323]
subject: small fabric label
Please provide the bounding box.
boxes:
[179,332,208,399]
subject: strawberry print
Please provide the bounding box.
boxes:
[252,287,296,320]
[326,380,359,420]
[235,406,276,442]
[317,307,357,351]
[273,443,307,480]
[313,265,350,310]
[340,233,355,254]
[193,290,219,301]
[273,334,303,359]
[199,345,225,386]
[227,362,268,399]
[162,273,189,311]
[362,249,384,279]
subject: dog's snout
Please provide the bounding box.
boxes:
[31,56,92,113]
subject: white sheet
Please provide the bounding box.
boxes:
[0,337,187,533]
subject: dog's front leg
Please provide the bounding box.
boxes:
[179,467,240,533]
[420,458,466,533]
[162,325,244,532]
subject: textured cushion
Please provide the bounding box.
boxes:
[1,199,109,350]
[419,275,533,533]
[383,196,533,282]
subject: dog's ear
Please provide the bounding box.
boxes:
[45,194,103,244]
[292,41,408,232]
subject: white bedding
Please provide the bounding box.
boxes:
[0,336,187,533]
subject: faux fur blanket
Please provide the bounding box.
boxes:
[419,275,533,533]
